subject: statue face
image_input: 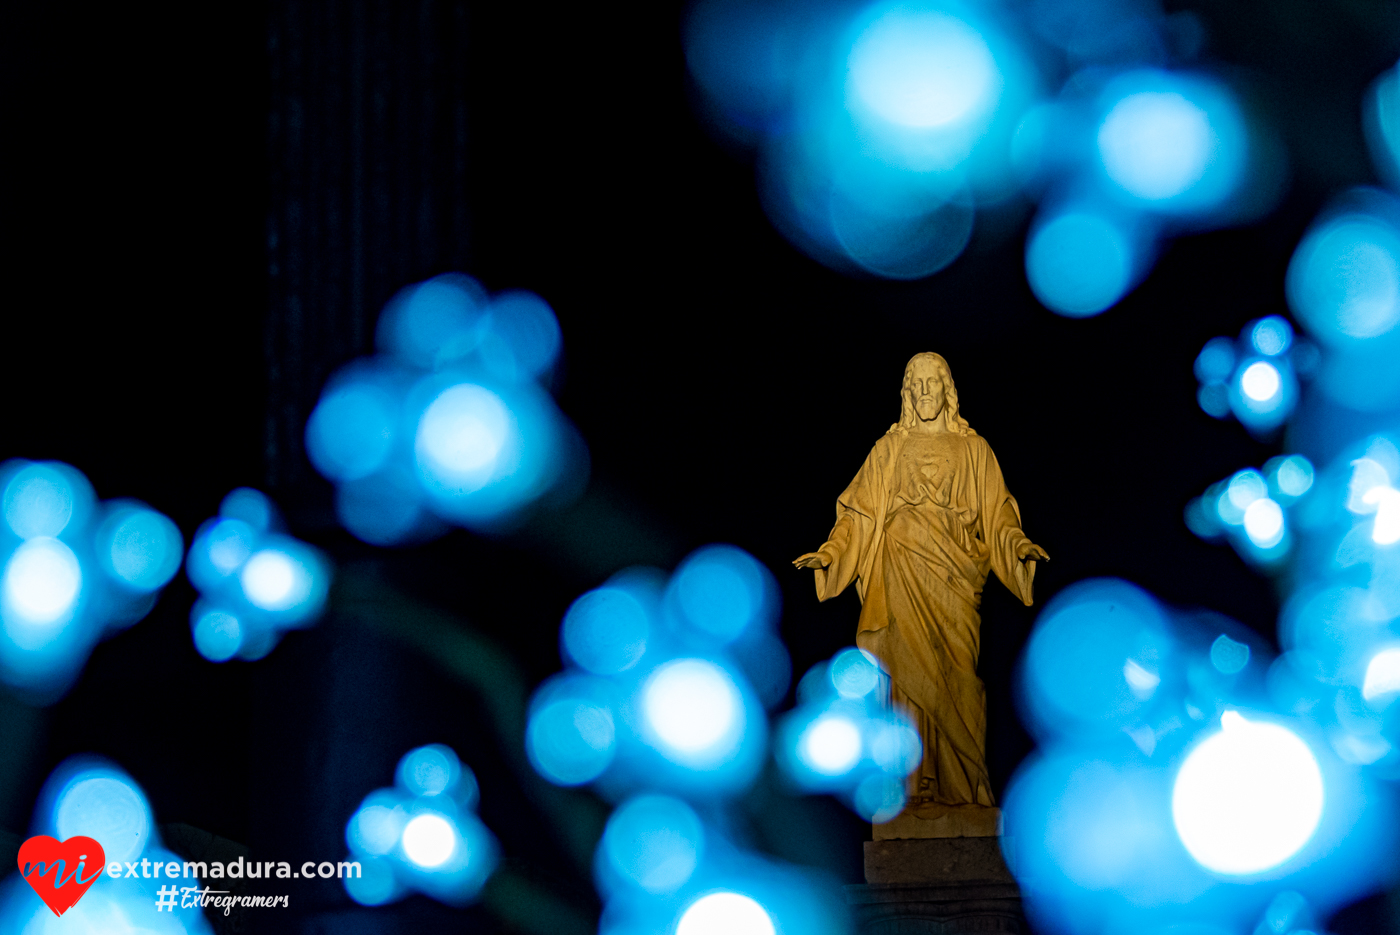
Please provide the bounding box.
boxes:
[908,359,947,423]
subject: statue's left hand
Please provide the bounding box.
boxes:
[1017,540,1050,563]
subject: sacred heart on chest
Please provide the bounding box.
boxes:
[18,835,106,917]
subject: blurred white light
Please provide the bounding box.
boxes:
[241,549,312,612]
[192,609,242,662]
[54,775,150,865]
[1123,659,1160,699]
[1362,486,1400,544]
[3,538,82,627]
[1241,361,1281,401]
[798,715,862,776]
[1348,458,1392,513]
[1362,648,1400,702]
[1251,316,1293,356]
[402,813,456,869]
[1244,498,1285,548]
[1098,91,1214,201]
[1172,711,1324,875]
[847,10,1000,130]
[1026,211,1135,317]
[677,891,775,935]
[642,659,742,763]
[415,384,512,493]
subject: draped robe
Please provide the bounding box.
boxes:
[813,429,1035,816]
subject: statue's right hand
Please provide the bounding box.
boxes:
[792,551,831,570]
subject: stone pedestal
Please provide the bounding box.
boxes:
[846,837,1025,934]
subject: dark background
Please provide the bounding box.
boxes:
[0,0,1397,931]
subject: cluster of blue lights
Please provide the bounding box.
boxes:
[527,546,786,796]
[1021,67,1268,318]
[1184,455,1315,565]
[1010,66,1400,933]
[532,547,845,935]
[306,273,585,544]
[1193,316,1309,433]
[685,0,1276,318]
[1285,188,1400,412]
[1004,579,1390,934]
[774,648,919,821]
[686,0,1031,280]
[0,756,213,933]
[597,800,846,935]
[342,744,498,907]
[0,460,183,699]
[185,488,330,663]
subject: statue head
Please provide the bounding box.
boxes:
[890,352,975,436]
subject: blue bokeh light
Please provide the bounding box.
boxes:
[0,756,215,933]
[479,290,563,381]
[96,504,183,592]
[1286,192,1400,416]
[775,647,919,820]
[562,586,650,675]
[1021,579,1172,739]
[0,461,183,699]
[306,382,398,482]
[1025,208,1139,316]
[1094,72,1247,213]
[1289,212,1400,343]
[376,274,489,371]
[185,490,330,663]
[668,545,775,645]
[344,745,498,907]
[1,461,93,541]
[309,274,584,544]
[527,674,619,786]
[600,794,705,896]
[191,607,242,662]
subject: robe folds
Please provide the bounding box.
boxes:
[813,429,1035,810]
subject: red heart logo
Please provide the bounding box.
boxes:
[17,835,106,917]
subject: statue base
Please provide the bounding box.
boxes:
[874,804,1001,840]
[846,836,1025,934]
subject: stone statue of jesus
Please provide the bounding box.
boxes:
[794,352,1048,838]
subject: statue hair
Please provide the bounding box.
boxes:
[888,352,975,437]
